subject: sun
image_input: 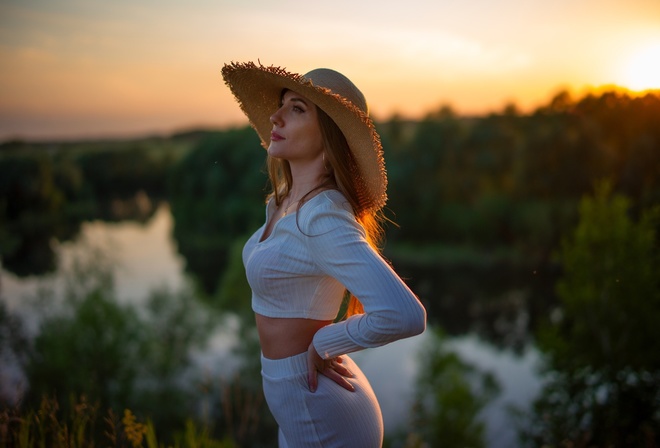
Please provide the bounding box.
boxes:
[623,43,660,91]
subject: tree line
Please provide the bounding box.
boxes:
[2,88,658,293]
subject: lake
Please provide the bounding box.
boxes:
[0,203,543,447]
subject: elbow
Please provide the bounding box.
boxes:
[373,302,427,340]
[406,302,427,338]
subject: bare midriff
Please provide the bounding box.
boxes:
[255,313,333,359]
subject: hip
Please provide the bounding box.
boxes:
[260,352,383,447]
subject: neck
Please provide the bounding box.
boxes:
[287,157,326,199]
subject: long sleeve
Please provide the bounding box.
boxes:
[302,202,427,359]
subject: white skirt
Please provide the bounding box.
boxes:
[261,352,383,447]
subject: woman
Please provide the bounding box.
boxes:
[222,61,426,447]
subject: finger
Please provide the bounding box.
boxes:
[323,368,356,392]
[331,360,354,378]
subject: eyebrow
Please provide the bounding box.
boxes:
[280,90,309,106]
[287,96,308,107]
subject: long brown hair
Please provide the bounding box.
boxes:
[266,104,386,318]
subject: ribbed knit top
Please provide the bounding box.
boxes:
[242,190,426,359]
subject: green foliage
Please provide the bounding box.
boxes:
[2,89,658,281]
[406,328,500,448]
[20,250,220,442]
[167,418,237,448]
[552,182,660,372]
[27,288,144,411]
[76,142,169,199]
[0,153,67,275]
[523,182,660,446]
[144,288,214,377]
[381,89,660,265]
[0,301,30,383]
[168,127,266,294]
[214,235,253,316]
[0,136,193,277]
[2,243,277,447]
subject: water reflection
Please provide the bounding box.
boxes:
[390,248,559,353]
[2,204,184,311]
[446,335,542,447]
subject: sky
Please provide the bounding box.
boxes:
[1,0,659,141]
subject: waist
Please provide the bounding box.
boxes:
[255,313,332,359]
[260,352,308,379]
[261,351,354,379]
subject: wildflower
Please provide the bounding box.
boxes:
[122,409,147,448]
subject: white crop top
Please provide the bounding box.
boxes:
[242,190,426,359]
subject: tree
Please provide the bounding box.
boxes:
[168,128,265,295]
[522,182,660,446]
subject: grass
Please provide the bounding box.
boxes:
[0,395,236,448]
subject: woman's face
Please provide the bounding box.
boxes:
[268,90,324,162]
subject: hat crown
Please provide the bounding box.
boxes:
[303,69,369,116]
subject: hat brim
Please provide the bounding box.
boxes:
[221,61,387,213]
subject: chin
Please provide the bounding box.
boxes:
[266,144,278,156]
[267,146,288,160]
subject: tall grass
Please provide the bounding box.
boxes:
[0,395,237,448]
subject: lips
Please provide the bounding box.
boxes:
[271,131,284,141]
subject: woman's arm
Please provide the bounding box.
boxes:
[304,205,427,360]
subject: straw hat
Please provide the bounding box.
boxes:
[221,61,387,213]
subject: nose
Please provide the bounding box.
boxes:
[270,106,284,127]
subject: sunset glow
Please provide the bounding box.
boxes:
[1,0,659,140]
[623,43,660,91]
